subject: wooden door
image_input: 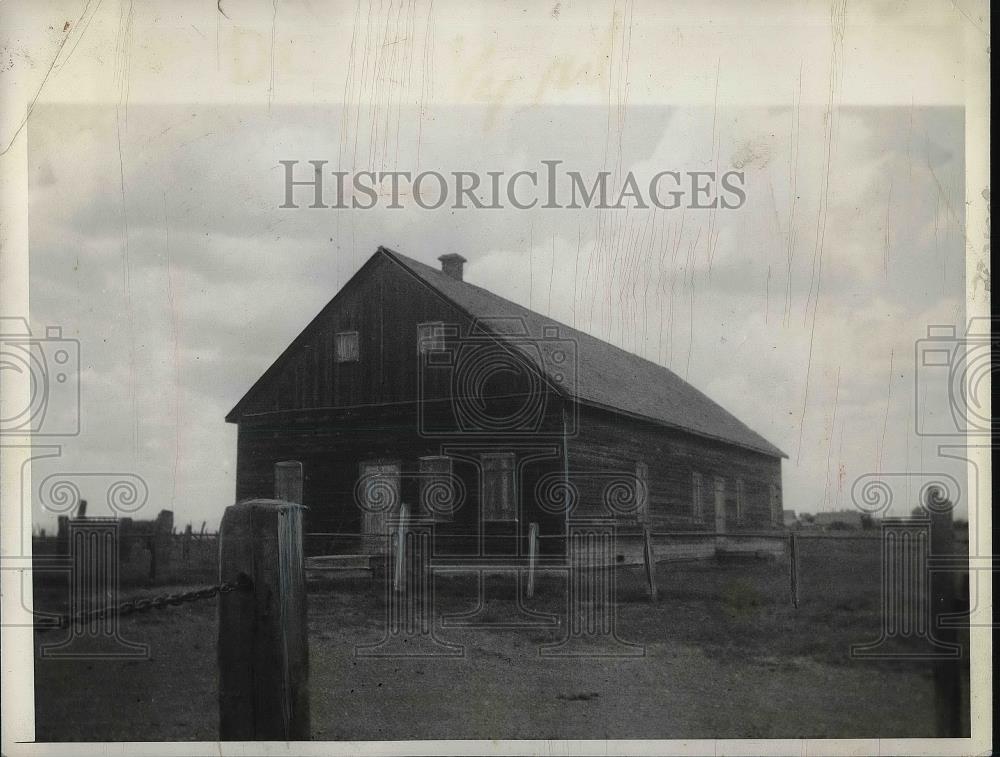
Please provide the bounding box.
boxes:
[481,453,516,521]
[360,461,400,553]
[713,476,726,548]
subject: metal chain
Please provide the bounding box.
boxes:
[34,574,251,633]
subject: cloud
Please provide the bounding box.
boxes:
[25,101,967,529]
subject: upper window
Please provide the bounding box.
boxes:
[736,478,745,521]
[417,322,445,353]
[335,331,359,363]
[770,482,781,526]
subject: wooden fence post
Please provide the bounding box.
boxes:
[929,496,960,737]
[147,510,174,581]
[541,519,642,656]
[788,531,799,608]
[393,503,409,592]
[643,526,658,601]
[527,522,539,598]
[148,534,157,581]
[156,510,174,567]
[274,461,304,504]
[56,516,69,557]
[118,517,133,563]
[218,499,309,740]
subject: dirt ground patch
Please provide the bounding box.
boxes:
[33,538,968,741]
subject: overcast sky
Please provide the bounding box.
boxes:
[9,0,983,531]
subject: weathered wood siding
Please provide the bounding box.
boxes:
[235,407,567,554]
[229,253,566,434]
[566,405,783,531]
[228,253,784,557]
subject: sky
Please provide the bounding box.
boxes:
[5,0,986,532]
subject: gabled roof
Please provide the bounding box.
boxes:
[227,245,785,459]
[379,247,786,459]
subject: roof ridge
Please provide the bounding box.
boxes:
[383,246,688,375]
[380,245,787,459]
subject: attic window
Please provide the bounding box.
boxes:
[417,322,445,353]
[335,331,359,363]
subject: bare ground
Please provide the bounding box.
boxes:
[33,538,967,741]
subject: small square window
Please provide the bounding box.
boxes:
[417,322,445,353]
[335,331,359,363]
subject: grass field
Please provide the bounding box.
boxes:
[32,537,969,741]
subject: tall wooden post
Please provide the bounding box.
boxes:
[930,497,961,737]
[118,517,133,563]
[148,534,157,582]
[643,525,658,601]
[541,519,643,657]
[357,513,461,657]
[218,499,309,740]
[526,522,539,599]
[155,510,174,568]
[147,510,174,581]
[40,518,147,658]
[56,516,69,557]
[788,532,799,608]
[182,524,193,561]
[274,461,304,504]
[393,503,410,592]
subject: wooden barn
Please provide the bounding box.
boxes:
[226,246,787,559]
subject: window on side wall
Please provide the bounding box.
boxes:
[419,455,454,521]
[481,452,516,521]
[736,478,745,522]
[335,331,359,363]
[692,471,704,521]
